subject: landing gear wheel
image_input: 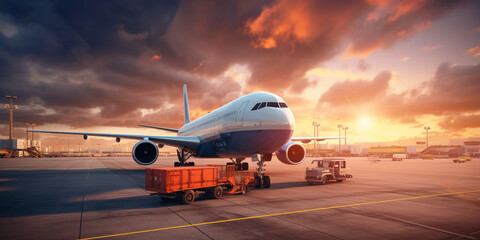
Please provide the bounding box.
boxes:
[254,176,262,188]
[241,162,248,171]
[174,162,180,167]
[213,186,223,199]
[182,190,195,204]
[188,162,195,166]
[262,176,271,188]
[320,176,328,185]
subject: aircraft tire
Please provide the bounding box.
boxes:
[262,176,271,188]
[255,176,262,188]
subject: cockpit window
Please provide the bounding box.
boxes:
[258,102,266,109]
[267,102,279,108]
[251,103,260,111]
[251,101,289,111]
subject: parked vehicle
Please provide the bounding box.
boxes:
[305,158,352,185]
[145,164,258,204]
[392,154,407,161]
[453,156,467,163]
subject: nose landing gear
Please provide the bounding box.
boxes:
[253,154,272,188]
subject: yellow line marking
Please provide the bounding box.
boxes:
[79,189,480,240]
[421,173,480,207]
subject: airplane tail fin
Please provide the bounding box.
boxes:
[183,84,191,124]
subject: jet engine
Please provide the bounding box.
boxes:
[132,140,158,165]
[275,141,306,165]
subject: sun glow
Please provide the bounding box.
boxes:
[358,116,372,130]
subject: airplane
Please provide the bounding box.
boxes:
[29,84,341,187]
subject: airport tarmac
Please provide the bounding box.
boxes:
[0,156,479,240]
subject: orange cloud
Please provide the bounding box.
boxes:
[422,44,441,51]
[151,54,162,60]
[466,45,480,57]
[245,0,316,49]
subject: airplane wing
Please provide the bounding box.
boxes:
[28,130,199,151]
[291,137,343,144]
[138,124,179,133]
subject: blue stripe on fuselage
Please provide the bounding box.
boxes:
[195,129,293,158]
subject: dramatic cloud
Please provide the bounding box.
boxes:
[423,44,441,51]
[319,71,391,106]
[317,62,480,131]
[0,0,470,133]
[466,45,480,57]
[439,114,480,131]
[345,0,466,57]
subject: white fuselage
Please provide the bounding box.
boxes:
[177,92,295,158]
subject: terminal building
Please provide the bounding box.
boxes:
[464,141,480,157]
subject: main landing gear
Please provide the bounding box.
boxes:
[254,154,272,188]
[175,149,194,167]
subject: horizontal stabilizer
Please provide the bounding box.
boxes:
[138,124,179,133]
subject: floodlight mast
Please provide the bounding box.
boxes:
[5,96,18,140]
[424,126,431,148]
[338,124,343,152]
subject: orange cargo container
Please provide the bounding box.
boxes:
[145,166,219,194]
[145,165,256,204]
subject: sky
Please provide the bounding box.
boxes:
[0,0,479,150]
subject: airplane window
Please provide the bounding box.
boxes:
[267,102,279,108]
[258,102,266,109]
[279,102,288,108]
[251,103,260,111]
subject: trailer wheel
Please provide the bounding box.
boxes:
[320,176,328,185]
[213,186,223,199]
[254,176,262,188]
[240,185,247,195]
[262,176,271,188]
[182,190,195,204]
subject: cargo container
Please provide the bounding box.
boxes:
[145,165,257,204]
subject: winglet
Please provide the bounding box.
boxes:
[183,84,191,124]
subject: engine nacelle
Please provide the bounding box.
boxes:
[275,141,306,165]
[132,140,158,165]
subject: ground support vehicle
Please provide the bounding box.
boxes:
[145,165,257,204]
[422,154,434,160]
[392,154,406,161]
[453,157,467,163]
[464,154,471,161]
[305,158,352,185]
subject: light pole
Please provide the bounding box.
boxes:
[424,126,431,148]
[25,123,30,148]
[343,126,348,146]
[31,123,36,147]
[5,96,18,139]
[312,122,320,156]
[338,124,343,152]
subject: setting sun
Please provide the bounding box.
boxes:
[358,116,372,130]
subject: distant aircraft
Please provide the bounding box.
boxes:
[30,84,340,187]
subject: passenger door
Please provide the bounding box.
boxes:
[235,101,249,127]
